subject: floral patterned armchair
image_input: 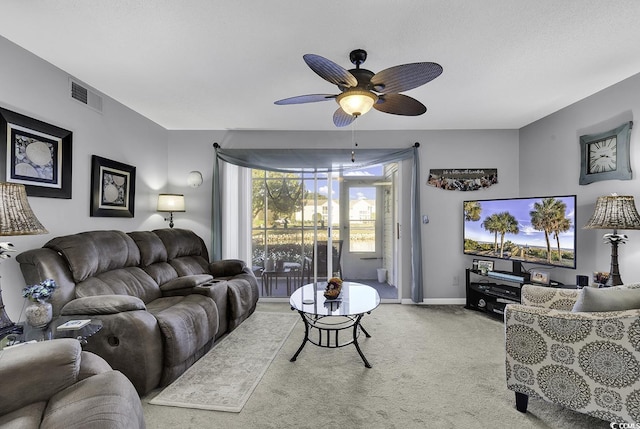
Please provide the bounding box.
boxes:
[504,283,640,424]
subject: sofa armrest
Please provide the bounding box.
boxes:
[0,339,81,416]
[159,274,213,295]
[60,295,146,316]
[520,284,580,310]
[209,259,249,277]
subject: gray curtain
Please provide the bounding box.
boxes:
[212,143,424,303]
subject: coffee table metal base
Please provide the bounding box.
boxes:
[290,310,373,368]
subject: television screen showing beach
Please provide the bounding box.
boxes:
[463,195,576,269]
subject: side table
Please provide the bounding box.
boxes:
[2,316,102,349]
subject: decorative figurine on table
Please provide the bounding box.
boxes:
[324,277,343,300]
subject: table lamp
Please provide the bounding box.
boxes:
[157,194,185,228]
[0,182,48,337]
[584,194,640,286]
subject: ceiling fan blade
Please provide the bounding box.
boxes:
[371,62,443,94]
[274,94,337,105]
[333,108,357,127]
[374,94,427,116]
[304,54,358,88]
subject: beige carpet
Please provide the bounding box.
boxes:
[143,303,611,429]
[149,311,299,412]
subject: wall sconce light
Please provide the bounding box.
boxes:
[187,171,203,188]
[157,194,185,228]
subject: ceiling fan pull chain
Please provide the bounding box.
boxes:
[351,118,359,162]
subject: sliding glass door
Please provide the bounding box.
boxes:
[252,170,341,297]
[251,164,398,299]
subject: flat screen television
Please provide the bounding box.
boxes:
[463,195,577,271]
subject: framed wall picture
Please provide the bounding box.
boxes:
[0,107,72,198]
[90,155,136,217]
[579,121,633,185]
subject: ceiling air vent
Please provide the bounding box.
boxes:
[69,78,103,113]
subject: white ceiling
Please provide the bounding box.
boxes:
[2,1,640,131]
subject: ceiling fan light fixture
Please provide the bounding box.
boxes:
[337,89,378,117]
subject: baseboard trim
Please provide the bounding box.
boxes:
[401,298,466,305]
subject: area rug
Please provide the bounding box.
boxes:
[149,311,299,412]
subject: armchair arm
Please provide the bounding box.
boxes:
[0,339,81,416]
[520,284,580,310]
[60,295,146,316]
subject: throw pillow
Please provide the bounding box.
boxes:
[571,286,640,312]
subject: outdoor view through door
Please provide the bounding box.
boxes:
[252,164,399,300]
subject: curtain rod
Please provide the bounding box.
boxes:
[213,142,419,149]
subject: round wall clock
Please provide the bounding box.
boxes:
[579,121,633,185]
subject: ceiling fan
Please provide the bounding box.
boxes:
[274,49,443,127]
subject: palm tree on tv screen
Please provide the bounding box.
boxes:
[481,213,500,253]
[494,212,519,258]
[482,212,518,257]
[530,198,569,264]
[464,201,482,222]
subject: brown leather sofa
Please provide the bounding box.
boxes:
[0,338,145,428]
[16,228,259,396]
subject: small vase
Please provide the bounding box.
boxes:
[25,302,53,328]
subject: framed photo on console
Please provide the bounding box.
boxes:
[473,259,494,272]
[0,107,72,198]
[90,155,136,217]
[530,268,550,285]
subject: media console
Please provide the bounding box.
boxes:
[465,268,529,319]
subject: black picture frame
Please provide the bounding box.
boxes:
[0,107,72,198]
[90,155,136,217]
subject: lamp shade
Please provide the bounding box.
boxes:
[157,194,185,212]
[337,89,378,117]
[0,182,47,236]
[584,195,640,230]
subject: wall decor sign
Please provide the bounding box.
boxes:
[90,155,136,217]
[427,168,498,191]
[579,121,632,185]
[0,107,72,198]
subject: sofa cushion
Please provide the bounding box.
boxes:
[75,267,161,303]
[146,295,219,367]
[153,228,209,260]
[128,230,169,266]
[45,231,141,282]
[572,286,640,312]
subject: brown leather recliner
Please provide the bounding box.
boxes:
[16,228,259,396]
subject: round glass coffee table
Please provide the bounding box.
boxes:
[289,281,380,368]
